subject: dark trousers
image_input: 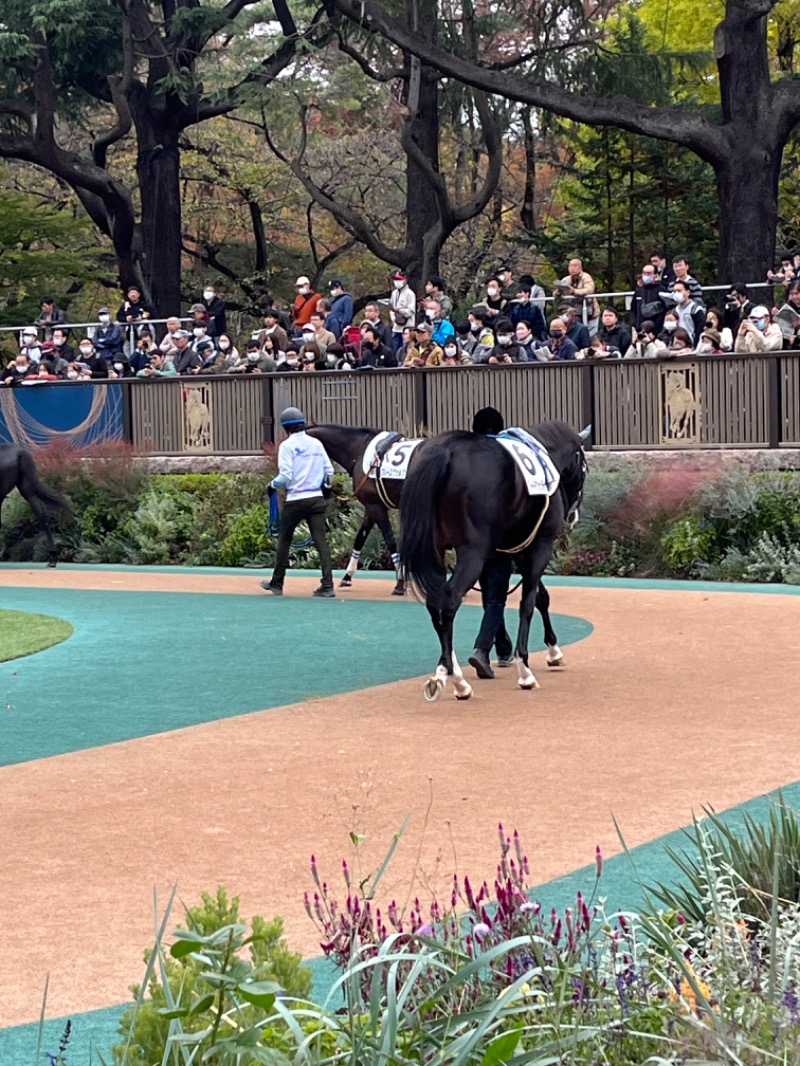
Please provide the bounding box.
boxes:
[474,554,514,658]
[271,495,333,588]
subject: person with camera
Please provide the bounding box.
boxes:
[389,272,416,353]
[261,407,336,598]
[722,283,754,332]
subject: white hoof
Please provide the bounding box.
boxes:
[546,644,563,667]
[423,678,444,702]
[454,681,473,700]
[518,675,540,690]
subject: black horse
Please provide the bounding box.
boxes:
[0,444,65,567]
[399,421,587,700]
[305,424,413,595]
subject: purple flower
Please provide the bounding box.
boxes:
[416,923,433,937]
[473,922,491,942]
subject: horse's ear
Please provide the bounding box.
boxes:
[579,424,592,443]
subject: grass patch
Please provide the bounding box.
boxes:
[0,609,73,662]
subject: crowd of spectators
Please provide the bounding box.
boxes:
[4,253,800,387]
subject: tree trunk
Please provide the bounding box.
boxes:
[135,133,183,316]
[715,147,780,282]
[520,109,536,233]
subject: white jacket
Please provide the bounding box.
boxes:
[390,286,416,333]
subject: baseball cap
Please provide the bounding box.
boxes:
[749,305,769,319]
[329,279,343,289]
[98,307,109,314]
[189,303,206,313]
[415,321,431,332]
[295,275,310,287]
[173,329,192,339]
[40,340,55,352]
[392,271,406,281]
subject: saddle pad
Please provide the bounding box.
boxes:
[362,432,424,480]
[496,431,560,497]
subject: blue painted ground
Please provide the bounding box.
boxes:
[0,585,592,767]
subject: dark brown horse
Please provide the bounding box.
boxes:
[0,444,65,566]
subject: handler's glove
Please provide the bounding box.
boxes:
[267,484,277,498]
[322,473,333,499]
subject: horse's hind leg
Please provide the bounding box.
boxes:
[375,510,404,595]
[340,516,374,587]
[536,581,564,666]
[516,540,557,690]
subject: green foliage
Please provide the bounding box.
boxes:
[217,503,272,566]
[650,796,800,923]
[115,886,311,1066]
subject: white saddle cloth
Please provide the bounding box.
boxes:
[495,429,560,497]
[362,432,424,480]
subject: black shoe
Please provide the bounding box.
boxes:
[261,580,283,595]
[468,648,494,680]
[312,585,336,598]
[496,655,515,668]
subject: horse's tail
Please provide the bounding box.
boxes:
[399,445,450,604]
[16,450,66,513]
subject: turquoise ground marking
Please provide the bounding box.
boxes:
[0,587,591,766]
[5,779,800,1065]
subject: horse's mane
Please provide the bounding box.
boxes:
[530,419,582,455]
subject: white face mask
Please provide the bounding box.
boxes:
[22,336,36,346]
[302,331,315,340]
[193,327,205,337]
[286,357,299,367]
[425,309,436,319]
[79,346,93,357]
[393,280,404,290]
[487,287,499,298]
[664,321,677,332]
[113,362,123,371]
[469,321,480,332]
[219,340,230,350]
[247,353,260,362]
[54,338,65,346]
[297,286,309,296]
[203,290,214,301]
[66,370,79,379]
[326,354,337,366]
[497,335,512,346]
[98,314,110,324]
[444,345,457,356]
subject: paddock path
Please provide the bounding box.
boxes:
[1,566,799,1040]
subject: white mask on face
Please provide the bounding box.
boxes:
[286,357,299,367]
[469,321,480,332]
[54,338,65,346]
[297,286,309,296]
[98,314,110,324]
[302,330,315,340]
[219,340,230,350]
[203,290,214,301]
[425,309,436,319]
[444,344,457,356]
[193,327,205,337]
[664,321,677,332]
[326,353,337,366]
[79,346,93,356]
[497,335,512,346]
[66,370,79,380]
[487,287,499,298]
[393,280,404,290]
[247,353,259,362]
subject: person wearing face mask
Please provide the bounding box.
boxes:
[734,305,784,353]
[117,285,155,324]
[257,309,290,354]
[76,340,110,379]
[325,280,354,340]
[359,324,398,368]
[507,284,547,341]
[291,276,321,333]
[695,327,724,355]
[92,307,125,362]
[670,280,706,344]
[483,277,506,319]
[441,338,471,366]
[633,264,666,332]
[277,344,302,372]
[424,298,455,347]
[50,328,77,364]
[482,318,527,365]
[538,318,578,362]
[37,341,68,377]
[658,311,680,346]
[172,331,203,375]
[2,352,36,386]
[190,320,216,357]
[556,305,591,351]
[703,307,733,351]
[464,309,495,355]
[18,329,42,365]
[200,284,227,337]
[424,276,453,321]
[388,272,417,352]
[215,333,240,365]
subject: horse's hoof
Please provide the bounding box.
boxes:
[391,584,405,596]
[546,657,564,668]
[47,559,58,569]
[455,685,473,701]
[518,677,540,690]
[339,575,353,588]
[423,678,444,702]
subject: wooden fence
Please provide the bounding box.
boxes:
[2,354,799,453]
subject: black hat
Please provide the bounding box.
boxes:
[329,279,343,289]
